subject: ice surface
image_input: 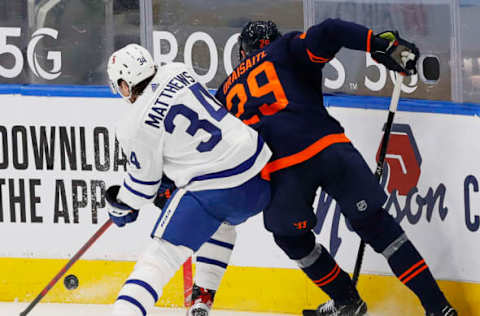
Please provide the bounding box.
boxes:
[0,302,291,316]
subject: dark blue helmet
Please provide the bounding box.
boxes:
[238,20,281,60]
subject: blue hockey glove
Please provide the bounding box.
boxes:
[105,185,139,227]
[371,31,419,76]
[153,176,177,209]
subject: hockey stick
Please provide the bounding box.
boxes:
[183,257,194,307]
[19,219,113,316]
[351,73,404,286]
[302,74,404,316]
[350,54,440,285]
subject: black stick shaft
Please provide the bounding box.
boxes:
[352,110,395,285]
[352,74,404,286]
[19,219,113,316]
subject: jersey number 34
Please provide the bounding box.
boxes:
[164,83,228,153]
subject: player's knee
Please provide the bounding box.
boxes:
[211,222,237,245]
[139,238,193,273]
[273,231,316,260]
[349,208,404,253]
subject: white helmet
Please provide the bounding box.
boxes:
[107,43,156,101]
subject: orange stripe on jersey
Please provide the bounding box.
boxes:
[299,32,306,39]
[260,133,350,180]
[306,49,331,63]
[366,29,373,53]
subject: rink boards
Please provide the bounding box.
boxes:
[1,258,479,315]
[0,94,479,315]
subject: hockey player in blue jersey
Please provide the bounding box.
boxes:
[104,43,272,316]
[206,20,456,316]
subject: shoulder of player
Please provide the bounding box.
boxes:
[148,62,199,99]
[259,30,306,66]
[265,31,303,53]
[113,63,199,150]
[131,64,199,137]
[115,97,164,150]
[114,107,147,144]
[156,62,196,82]
[277,30,303,42]
[115,123,160,157]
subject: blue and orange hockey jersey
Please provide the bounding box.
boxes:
[215,19,373,180]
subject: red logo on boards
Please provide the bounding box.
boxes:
[377,124,422,196]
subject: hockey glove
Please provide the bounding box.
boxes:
[153,176,177,209]
[371,31,419,76]
[105,185,139,227]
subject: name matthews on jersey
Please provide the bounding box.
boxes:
[145,70,196,129]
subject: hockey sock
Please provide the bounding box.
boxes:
[386,235,448,313]
[301,244,360,305]
[195,223,236,291]
[274,232,359,305]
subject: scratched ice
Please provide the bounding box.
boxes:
[0,302,292,316]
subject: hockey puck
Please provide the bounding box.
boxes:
[64,274,79,290]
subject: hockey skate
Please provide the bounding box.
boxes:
[187,284,216,316]
[426,304,457,316]
[304,298,368,316]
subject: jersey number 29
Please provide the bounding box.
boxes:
[226,61,289,125]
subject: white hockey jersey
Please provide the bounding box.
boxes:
[115,63,272,210]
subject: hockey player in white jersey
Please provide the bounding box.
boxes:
[105,43,271,316]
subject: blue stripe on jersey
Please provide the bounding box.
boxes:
[196,256,228,269]
[207,238,234,250]
[125,279,159,302]
[123,181,156,199]
[191,136,264,182]
[128,173,161,185]
[117,295,146,316]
